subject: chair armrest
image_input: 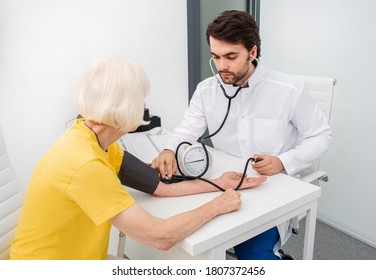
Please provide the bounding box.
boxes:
[301,170,329,183]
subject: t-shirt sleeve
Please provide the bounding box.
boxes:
[66,160,135,226]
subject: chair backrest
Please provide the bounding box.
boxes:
[294,75,336,179]
[295,75,336,122]
[0,125,25,259]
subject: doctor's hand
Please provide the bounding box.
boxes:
[152,149,177,179]
[212,171,267,190]
[251,154,285,176]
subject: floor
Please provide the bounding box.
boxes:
[226,218,376,260]
[281,218,376,260]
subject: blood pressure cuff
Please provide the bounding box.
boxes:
[118,151,159,194]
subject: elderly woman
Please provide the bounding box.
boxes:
[10,58,266,259]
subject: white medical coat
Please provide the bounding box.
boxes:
[164,63,332,249]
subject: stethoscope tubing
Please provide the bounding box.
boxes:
[170,58,256,191]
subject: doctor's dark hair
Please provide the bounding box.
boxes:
[206,10,261,58]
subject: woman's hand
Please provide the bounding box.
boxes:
[212,171,267,190]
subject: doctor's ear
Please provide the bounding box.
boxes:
[249,45,258,60]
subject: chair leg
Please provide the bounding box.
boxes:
[226,247,237,259]
[291,216,300,234]
[117,231,126,258]
[319,175,329,182]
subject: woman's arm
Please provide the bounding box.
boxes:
[153,171,267,197]
[109,189,240,250]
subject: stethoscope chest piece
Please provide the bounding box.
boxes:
[177,143,213,178]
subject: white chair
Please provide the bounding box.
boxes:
[295,74,336,184]
[292,74,336,234]
[0,125,25,259]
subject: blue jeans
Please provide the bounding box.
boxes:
[234,226,281,260]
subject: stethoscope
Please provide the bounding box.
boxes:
[160,56,261,191]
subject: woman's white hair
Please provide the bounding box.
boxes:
[74,58,149,131]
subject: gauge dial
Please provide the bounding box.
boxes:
[180,144,212,177]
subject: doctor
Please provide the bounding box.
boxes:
[152,10,332,260]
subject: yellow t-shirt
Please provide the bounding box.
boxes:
[10,119,135,259]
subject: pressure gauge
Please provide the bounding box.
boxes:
[178,144,212,178]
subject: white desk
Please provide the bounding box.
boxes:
[123,133,321,260]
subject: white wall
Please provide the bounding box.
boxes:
[260,0,376,247]
[0,0,188,187]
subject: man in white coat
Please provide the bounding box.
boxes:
[152,10,332,259]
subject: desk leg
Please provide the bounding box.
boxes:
[208,246,226,260]
[303,202,318,260]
